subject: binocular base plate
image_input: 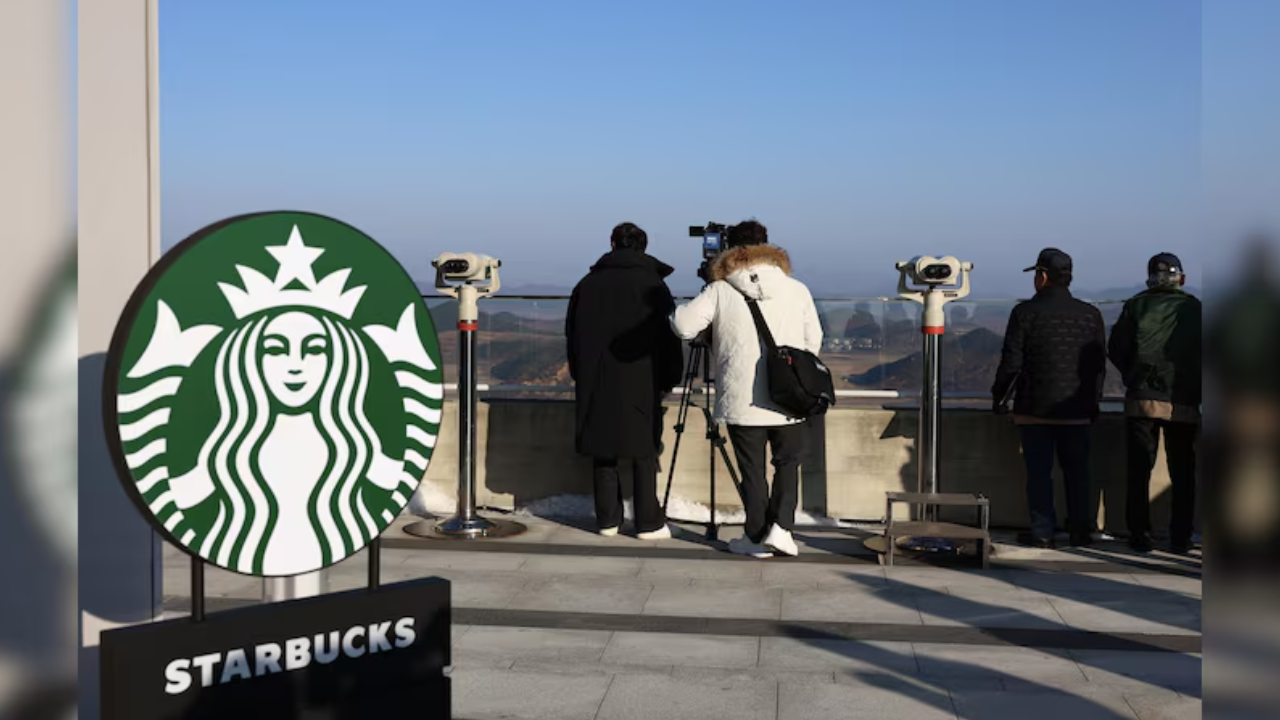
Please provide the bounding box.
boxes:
[863,535,964,555]
[404,516,528,540]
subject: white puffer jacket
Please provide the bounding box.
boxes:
[670,244,823,427]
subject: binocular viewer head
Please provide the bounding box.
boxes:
[896,256,974,287]
[433,252,500,285]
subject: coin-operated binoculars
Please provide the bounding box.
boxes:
[894,256,974,551]
[406,253,525,539]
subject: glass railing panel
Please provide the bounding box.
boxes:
[423,295,1132,399]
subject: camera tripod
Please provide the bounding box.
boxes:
[660,333,745,541]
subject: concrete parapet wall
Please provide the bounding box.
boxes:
[419,398,1179,534]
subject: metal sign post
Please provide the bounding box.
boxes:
[405,253,525,540]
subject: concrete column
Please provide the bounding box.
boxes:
[0,0,75,715]
[78,0,162,718]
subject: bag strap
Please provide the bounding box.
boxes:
[744,298,780,354]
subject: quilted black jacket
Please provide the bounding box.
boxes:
[991,285,1107,421]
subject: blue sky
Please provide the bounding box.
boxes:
[160,0,1204,297]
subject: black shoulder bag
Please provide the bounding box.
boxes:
[743,298,836,418]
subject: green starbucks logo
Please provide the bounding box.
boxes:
[104,212,443,576]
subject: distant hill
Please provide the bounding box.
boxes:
[849,327,1006,393]
[426,303,562,336]
[1076,284,1202,301]
[498,284,575,296]
[849,324,1126,397]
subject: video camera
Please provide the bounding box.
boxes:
[690,222,733,283]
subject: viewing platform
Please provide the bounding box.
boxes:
[156,293,1198,718]
[162,514,1202,720]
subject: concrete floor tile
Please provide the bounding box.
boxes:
[507,577,653,614]
[1009,570,1144,593]
[396,549,529,571]
[759,637,917,676]
[643,585,782,620]
[451,667,612,720]
[916,594,1068,629]
[1049,598,1201,636]
[390,572,527,609]
[1123,692,1202,720]
[1128,574,1201,599]
[950,687,1139,720]
[686,666,836,686]
[456,626,611,662]
[763,563,886,590]
[881,568,1021,594]
[518,555,643,577]
[596,673,778,720]
[449,651,516,670]
[533,571,678,588]
[912,643,1087,686]
[778,680,959,720]
[509,660,673,678]
[1071,651,1202,696]
[781,587,923,624]
[640,558,764,584]
[602,631,759,669]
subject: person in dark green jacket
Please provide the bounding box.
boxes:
[1108,253,1202,553]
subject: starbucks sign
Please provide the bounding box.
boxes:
[104,212,443,576]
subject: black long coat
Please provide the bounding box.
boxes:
[566,249,684,459]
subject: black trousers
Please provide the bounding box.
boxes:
[592,456,665,533]
[1018,424,1092,540]
[1126,417,1198,543]
[726,424,806,544]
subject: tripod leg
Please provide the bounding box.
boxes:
[662,345,701,513]
[702,348,720,542]
[707,425,717,541]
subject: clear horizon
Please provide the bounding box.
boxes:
[161,1,1203,297]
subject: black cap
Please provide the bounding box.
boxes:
[1023,248,1072,274]
[1148,252,1183,276]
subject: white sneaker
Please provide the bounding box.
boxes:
[637,525,672,541]
[762,524,799,557]
[728,536,772,559]
[598,526,619,537]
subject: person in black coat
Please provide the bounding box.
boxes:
[992,248,1107,549]
[566,223,684,538]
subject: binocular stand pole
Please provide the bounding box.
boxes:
[896,288,960,554]
[406,284,525,540]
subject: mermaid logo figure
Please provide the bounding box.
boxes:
[105,213,443,576]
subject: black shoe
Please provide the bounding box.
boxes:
[1129,533,1154,553]
[1169,538,1192,555]
[1069,532,1093,547]
[1017,532,1055,549]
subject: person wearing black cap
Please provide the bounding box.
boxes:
[1108,253,1201,553]
[992,248,1108,548]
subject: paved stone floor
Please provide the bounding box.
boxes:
[163,516,1202,720]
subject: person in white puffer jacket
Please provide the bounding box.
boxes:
[670,220,823,558]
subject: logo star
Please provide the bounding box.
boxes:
[267,225,325,290]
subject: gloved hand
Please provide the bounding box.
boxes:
[993,401,1010,416]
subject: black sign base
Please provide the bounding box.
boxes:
[101,577,451,720]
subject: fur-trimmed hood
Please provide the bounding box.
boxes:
[710,244,793,301]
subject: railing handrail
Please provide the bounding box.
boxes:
[422,294,1128,304]
[439,383,1126,404]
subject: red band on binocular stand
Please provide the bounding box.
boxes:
[458,321,478,332]
[922,326,944,335]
